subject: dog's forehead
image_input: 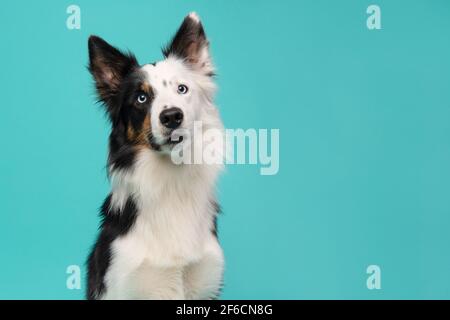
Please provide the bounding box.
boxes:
[140,59,187,87]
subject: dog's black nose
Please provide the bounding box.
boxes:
[159,107,183,129]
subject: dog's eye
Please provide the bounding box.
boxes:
[177,84,189,95]
[137,94,147,104]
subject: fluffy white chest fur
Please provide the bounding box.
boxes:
[101,151,224,299]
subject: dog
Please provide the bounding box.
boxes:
[86,12,224,300]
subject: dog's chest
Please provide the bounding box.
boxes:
[102,193,220,299]
[104,153,221,296]
[111,188,214,269]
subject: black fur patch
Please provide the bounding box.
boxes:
[86,194,138,300]
[210,200,221,238]
[88,35,158,171]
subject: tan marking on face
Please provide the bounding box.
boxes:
[137,115,151,144]
[127,123,135,141]
[140,82,153,95]
[127,115,152,148]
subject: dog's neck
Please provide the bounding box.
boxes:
[109,148,221,216]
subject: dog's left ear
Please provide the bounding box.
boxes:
[163,12,214,76]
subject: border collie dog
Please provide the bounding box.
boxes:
[86,13,224,300]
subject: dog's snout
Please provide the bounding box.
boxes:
[159,107,184,129]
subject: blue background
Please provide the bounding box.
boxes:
[1,0,450,299]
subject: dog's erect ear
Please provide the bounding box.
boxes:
[88,36,138,104]
[163,12,214,76]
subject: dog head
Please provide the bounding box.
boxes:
[88,13,219,170]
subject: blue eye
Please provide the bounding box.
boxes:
[177,84,189,94]
[137,94,147,103]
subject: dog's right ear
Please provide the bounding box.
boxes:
[88,36,138,108]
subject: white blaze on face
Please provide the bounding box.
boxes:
[141,58,201,145]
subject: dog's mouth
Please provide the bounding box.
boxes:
[148,131,184,152]
[166,135,183,145]
[148,130,186,152]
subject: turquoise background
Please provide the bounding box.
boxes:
[1,0,450,299]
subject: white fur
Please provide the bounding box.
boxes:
[100,55,224,300]
[142,57,217,150]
